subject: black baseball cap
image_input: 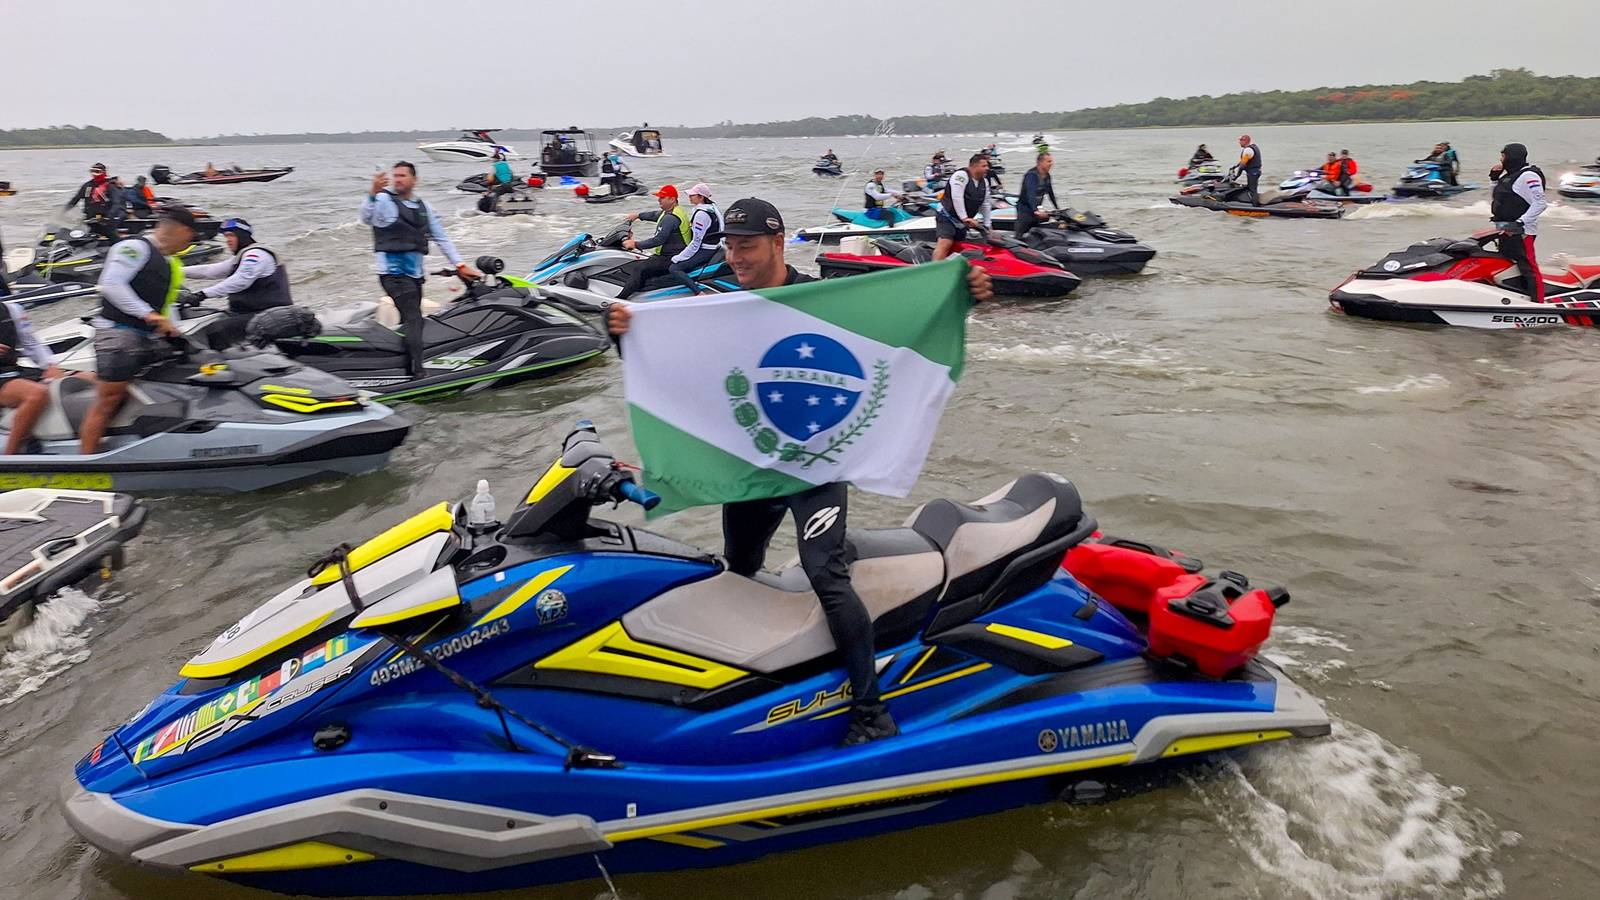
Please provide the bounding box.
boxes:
[159,205,197,229]
[711,198,784,238]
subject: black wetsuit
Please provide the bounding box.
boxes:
[718,266,882,712]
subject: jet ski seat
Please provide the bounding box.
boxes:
[1541,255,1600,288]
[57,377,97,436]
[622,528,944,674]
[620,474,1091,674]
[876,239,934,264]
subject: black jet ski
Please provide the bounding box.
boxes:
[475,186,538,216]
[1,274,99,309]
[812,158,844,177]
[0,489,146,634]
[993,208,1157,274]
[19,222,228,281]
[264,259,607,401]
[0,343,409,493]
[150,165,294,186]
[1170,179,1344,219]
[585,176,644,204]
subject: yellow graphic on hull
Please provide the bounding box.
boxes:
[0,472,113,490]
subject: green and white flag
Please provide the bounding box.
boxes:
[623,259,970,513]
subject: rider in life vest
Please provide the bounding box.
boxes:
[64,162,126,238]
[177,218,294,349]
[1489,142,1550,302]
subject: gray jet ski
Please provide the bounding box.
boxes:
[0,489,146,633]
[0,344,410,493]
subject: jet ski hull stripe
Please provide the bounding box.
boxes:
[473,565,573,627]
[178,611,334,679]
[534,622,748,689]
[191,841,374,873]
[369,351,605,403]
[603,749,1139,842]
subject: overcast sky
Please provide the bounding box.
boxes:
[2,0,1589,137]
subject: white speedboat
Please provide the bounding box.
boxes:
[417,129,520,163]
[609,127,666,158]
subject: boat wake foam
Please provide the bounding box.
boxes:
[0,588,106,709]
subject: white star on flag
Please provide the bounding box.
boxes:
[832,393,847,406]
[807,422,820,433]
[805,394,820,406]
[767,390,783,403]
[796,342,815,359]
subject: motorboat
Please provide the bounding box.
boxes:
[537,129,601,178]
[418,130,520,164]
[149,165,294,186]
[609,127,666,158]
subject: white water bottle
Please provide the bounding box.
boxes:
[468,479,496,526]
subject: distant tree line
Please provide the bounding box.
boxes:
[6,70,1596,148]
[0,124,171,147]
[669,69,1600,137]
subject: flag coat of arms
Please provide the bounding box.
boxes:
[622,259,970,513]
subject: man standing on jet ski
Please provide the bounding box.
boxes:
[1489,142,1549,303]
[1014,152,1059,239]
[617,184,690,299]
[933,153,992,261]
[176,218,293,349]
[0,298,62,455]
[63,163,126,240]
[863,170,902,221]
[1190,144,1214,166]
[1423,142,1461,186]
[1230,135,1263,205]
[601,151,633,195]
[665,184,722,293]
[361,162,480,376]
[80,206,193,455]
[606,197,993,746]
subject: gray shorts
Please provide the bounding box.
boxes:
[94,327,164,382]
[935,215,969,242]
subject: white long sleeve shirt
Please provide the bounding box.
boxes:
[1509,170,1548,236]
[2,301,55,367]
[182,247,277,299]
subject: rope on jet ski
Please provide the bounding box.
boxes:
[310,545,620,771]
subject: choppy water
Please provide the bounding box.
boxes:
[2,118,1599,899]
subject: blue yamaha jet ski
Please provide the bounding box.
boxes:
[65,421,1330,897]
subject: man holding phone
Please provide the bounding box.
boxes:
[360,162,480,376]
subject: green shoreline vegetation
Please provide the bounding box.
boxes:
[4,69,1596,149]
